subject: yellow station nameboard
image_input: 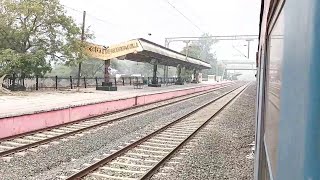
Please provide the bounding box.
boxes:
[84,40,142,60]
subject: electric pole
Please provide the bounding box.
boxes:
[246,39,253,59]
[183,40,191,60]
[77,11,86,87]
[164,40,170,84]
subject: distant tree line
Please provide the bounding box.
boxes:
[180,33,225,77]
[47,59,177,78]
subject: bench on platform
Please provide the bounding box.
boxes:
[133,82,144,89]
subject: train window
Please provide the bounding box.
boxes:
[264,4,284,179]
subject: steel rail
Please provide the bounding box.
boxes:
[0,83,236,157]
[65,83,247,179]
[0,82,232,142]
[140,84,249,179]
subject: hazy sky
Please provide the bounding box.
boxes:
[60,0,260,44]
[60,0,260,79]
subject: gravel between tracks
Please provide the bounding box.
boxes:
[151,83,256,180]
[0,84,243,180]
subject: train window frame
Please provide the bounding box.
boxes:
[263,0,285,179]
[254,41,269,180]
[267,0,285,35]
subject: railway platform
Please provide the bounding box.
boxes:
[0,81,255,180]
[0,81,232,139]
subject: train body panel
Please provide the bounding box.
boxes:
[255,0,320,179]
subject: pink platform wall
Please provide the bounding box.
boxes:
[0,82,233,139]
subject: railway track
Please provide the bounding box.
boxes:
[0,83,237,158]
[64,83,249,180]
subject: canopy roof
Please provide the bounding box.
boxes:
[85,38,211,69]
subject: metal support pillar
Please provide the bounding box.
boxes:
[166,66,169,84]
[152,64,157,84]
[163,65,166,83]
[96,59,117,91]
[177,65,181,81]
[104,60,110,84]
[175,64,183,85]
[192,69,198,83]
[163,65,168,84]
[148,63,161,87]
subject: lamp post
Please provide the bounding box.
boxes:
[164,39,171,84]
[245,39,253,59]
[183,40,191,60]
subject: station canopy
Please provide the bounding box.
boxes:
[84,38,211,69]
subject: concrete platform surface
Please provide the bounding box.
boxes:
[0,81,233,139]
[0,82,227,118]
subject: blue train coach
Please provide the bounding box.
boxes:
[254,0,320,179]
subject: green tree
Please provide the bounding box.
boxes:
[111,60,154,77]
[0,0,89,76]
[47,59,105,78]
[79,59,105,77]
[181,33,219,77]
[45,64,72,77]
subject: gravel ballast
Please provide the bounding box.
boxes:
[0,84,243,180]
[151,83,256,180]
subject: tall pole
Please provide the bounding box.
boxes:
[164,39,170,84]
[184,40,190,60]
[216,61,218,79]
[77,11,86,87]
[247,40,250,59]
[246,39,253,59]
[216,61,218,74]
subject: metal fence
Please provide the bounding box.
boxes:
[2,75,187,91]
